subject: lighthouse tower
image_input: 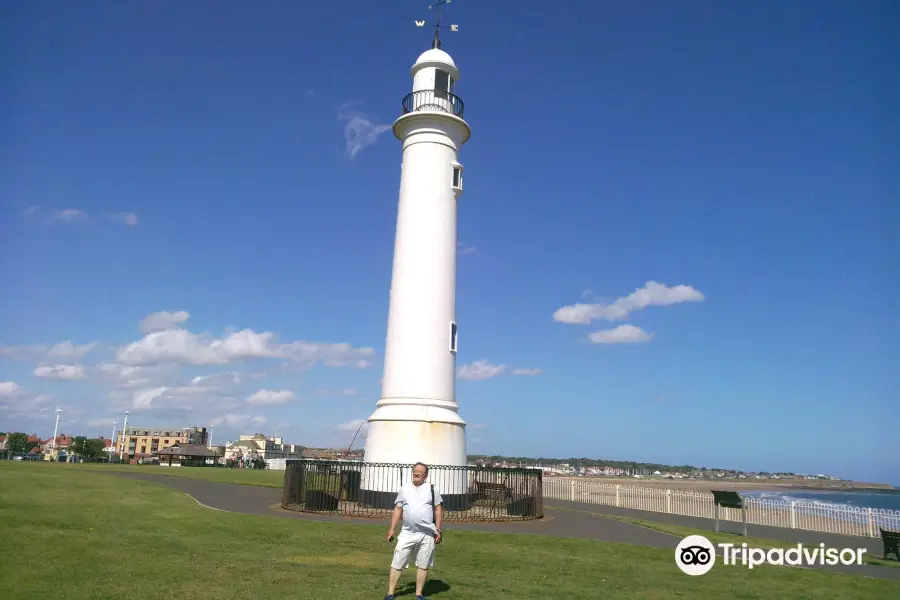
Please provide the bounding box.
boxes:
[360,23,471,508]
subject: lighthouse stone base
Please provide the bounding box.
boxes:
[360,409,470,510]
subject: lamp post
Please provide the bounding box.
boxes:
[51,408,61,461]
[119,410,129,463]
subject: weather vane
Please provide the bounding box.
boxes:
[415,0,459,49]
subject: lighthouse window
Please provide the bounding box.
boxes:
[449,321,458,353]
[452,167,462,188]
[435,69,450,99]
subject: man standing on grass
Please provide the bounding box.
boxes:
[384,462,443,600]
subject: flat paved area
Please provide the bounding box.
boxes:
[108,472,900,581]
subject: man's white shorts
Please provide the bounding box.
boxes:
[391,530,436,570]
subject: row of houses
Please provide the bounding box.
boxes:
[3,426,364,469]
[0,433,114,461]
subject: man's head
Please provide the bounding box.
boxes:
[412,462,428,485]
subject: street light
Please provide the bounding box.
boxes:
[120,410,129,463]
[51,408,61,461]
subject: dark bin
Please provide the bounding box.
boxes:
[305,489,339,511]
[507,497,537,517]
[340,470,361,502]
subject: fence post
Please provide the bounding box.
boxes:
[570,480,575,502]
[790,502,796,529]
[615,484,620,507]
[666,489,671,513]
[867,508,874,538]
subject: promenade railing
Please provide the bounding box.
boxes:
[542,477,900,538]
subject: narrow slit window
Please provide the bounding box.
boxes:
[449,321,458,353]
[452,167,461,188]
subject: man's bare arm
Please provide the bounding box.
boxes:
[388,504,403,537]
[435,504,443,533]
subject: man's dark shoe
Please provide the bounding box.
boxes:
[384,595,394,600]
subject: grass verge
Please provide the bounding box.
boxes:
[550,506,900,569]
[55,460,285,487]
[1,462,899,599]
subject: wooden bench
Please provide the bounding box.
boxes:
[474,481,511,502]
[881,528,900,561]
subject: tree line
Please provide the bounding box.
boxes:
[468,454,786,475]
[1,431,107,459]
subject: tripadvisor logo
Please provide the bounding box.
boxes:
[675,535,867,575]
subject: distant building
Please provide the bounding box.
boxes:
[114,425,208,462]
[224,433,304,463]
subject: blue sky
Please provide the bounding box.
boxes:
[1,1,897,485]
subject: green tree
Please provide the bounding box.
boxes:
[6,432,28,454]
[83,438,105,458]
[71,436,105,459]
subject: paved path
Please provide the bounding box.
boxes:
[109,472,900,581]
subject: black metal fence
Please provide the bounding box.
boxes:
[281,460,543,522]
[401,89,465,119]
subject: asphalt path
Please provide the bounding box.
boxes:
[105,471,900,581]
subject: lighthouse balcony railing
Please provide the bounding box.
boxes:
[401,89,465,119]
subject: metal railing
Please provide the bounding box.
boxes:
[401,89,465,119]
[543,478,900,538]
[282,459,542,522]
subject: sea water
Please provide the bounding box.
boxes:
[738,488,900,530]
[740,488,900,512]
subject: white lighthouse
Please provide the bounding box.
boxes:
[360,21,471,508]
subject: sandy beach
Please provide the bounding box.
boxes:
[550,476,895,493]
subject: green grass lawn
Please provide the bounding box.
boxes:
[64,460,286,487]
[1,462,898,599]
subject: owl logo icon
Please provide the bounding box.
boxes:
[675,535,716,575]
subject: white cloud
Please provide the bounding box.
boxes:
[512,368,542,376]
[0,309,377,441]
[139,310,190,333]
[247,389,297,406]
[0,381,21,396]
[94,363,177,390]
[0,382,56,418]
[117,315,375,370]
[47,341,97,360]
[105,366,247,414]
[0,341,99,362]
[33,364,88,381]
[588,324,654,345]
[337,419,368,433]
[457,360,506,381]
[101,211,138,227]
[457,241,478,255]
[111,382,230,413]
[22,206,138,228]
[210,414,268,428]
[338,103,391,159]
[553,281,704,325]
[52,208,89,224]
[314,388,358,396]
